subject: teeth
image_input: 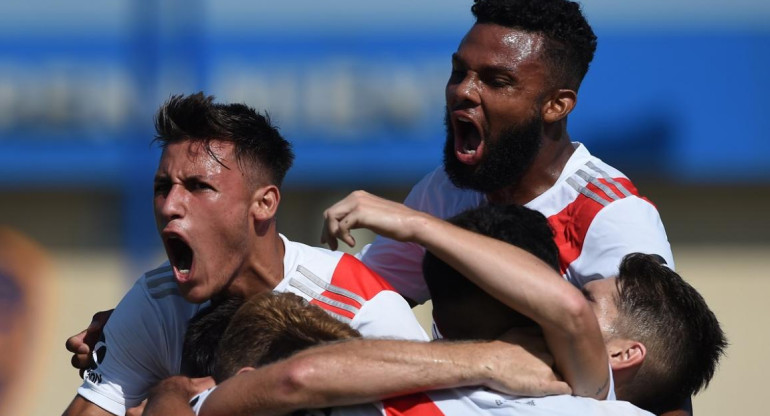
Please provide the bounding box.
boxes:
[179,269,190,275]
[458,116,472,123]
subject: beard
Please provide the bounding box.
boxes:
[443,110,543,193]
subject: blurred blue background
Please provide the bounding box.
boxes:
[2,0,769,267]
[0,2,768,415]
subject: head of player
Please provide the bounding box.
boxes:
[444,0,597,202]
[181,292,361,383]
[423,205,726,414]
[152,93,294,303]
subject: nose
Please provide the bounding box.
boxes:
[446,72,480,108]
[156,185,186,223]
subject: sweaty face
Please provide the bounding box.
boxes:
[444,23,549,192]
[153,140,253,303]
[582,277,621,341]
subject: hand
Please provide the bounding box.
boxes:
[481,330,571,397]
[321,190,429,250]
[65,309,114,376]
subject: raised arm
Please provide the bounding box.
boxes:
[200,337,568,416]
[322,191,609,399]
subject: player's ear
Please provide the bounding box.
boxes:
[250,185,281,222]
[541,88,576,124]
[607,338,646,372]
[235,366,257,375]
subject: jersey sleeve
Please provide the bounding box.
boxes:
[567,196,675,287]
[352,290,430,341]
[360,166,483,304]
[76,272,186,414]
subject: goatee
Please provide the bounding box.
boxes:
[443,111,543,193]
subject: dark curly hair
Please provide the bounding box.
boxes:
[472,0,597,90]
[154,92,294,187]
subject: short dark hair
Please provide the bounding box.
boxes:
[471,0,597,90]
[180,297,245,378]
[423,204,559,339]
[154,92,294,187]
[213,292,361,383]
[613,253,727,415]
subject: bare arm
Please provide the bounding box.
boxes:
[62,396,113,416]
[141,376,215,416]
[200,337,569,416]
[321,191,609,399]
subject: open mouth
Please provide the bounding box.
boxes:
[166,236,194,281]
[454,116,484,163]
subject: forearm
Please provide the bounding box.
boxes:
[409,212,609,398]
[322,192,605,397]
[143,390,196,416]
[62,395,113,416]
[201,339,500,416]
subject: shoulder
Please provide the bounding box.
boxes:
[537,149,659,240]
[106,262,203,355]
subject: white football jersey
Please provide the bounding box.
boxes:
[360,143,674,303]
[77,234,428,415]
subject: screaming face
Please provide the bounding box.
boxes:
[443,109,542,193]
[443,23,550,193]
[153,140,253,303]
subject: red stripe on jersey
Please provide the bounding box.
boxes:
[548,177,643,275]
[383,392,445,416]
[584,181,615,204]
[309,254,395,318]
[610,178,655,207]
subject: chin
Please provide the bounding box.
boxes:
[180,287,210,304]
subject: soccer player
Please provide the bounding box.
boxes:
[61,93,428,416]
[355,0,674,305]
[147,202,724,416]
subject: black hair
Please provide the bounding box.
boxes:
[422,204,559,339]
[471,0,597,90]
[613,253,727,414]
[154,92,294,187]
[180,297,245,378]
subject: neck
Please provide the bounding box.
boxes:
[487,131,574,205]
[223,222,285,299]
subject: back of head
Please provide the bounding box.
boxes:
[613,253,727,414]
[154,92,294,187]
[213,292,361,383]
[181,297,245,378]
[423,204,559,340]
[471,0,597,90]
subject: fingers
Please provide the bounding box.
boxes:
[540,380,572,396]
[65,329,89,354]
[321,193,364,249]
[66,329,92,370]
[66,309,115,371]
